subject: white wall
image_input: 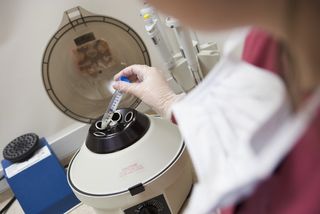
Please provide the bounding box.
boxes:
[0,0,231,161]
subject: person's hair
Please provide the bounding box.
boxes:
[280,0,320,109]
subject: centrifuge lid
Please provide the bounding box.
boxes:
[42,7,151,123]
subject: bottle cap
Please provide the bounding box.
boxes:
[120,76,130,83]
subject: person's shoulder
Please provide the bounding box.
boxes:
[242,28,282,76]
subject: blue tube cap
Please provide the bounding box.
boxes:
[119,76,130,83]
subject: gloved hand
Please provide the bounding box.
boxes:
[113,64,184,119]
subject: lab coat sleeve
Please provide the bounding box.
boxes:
[171,57,286,213]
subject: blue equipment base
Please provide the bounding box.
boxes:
[1,138,80,214]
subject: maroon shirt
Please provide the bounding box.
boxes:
[222,29,320,214]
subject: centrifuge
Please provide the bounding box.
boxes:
[68,109,193,213]
[41,7,194,214]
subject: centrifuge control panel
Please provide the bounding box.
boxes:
[124,194,171,214]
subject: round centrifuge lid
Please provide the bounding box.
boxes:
[42,7,151,123]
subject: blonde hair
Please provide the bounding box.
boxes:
[281,0,320,109]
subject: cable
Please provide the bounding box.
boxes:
[0,176,4,182]
[0,196,16,214]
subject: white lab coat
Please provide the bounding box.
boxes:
[172,30,320,214]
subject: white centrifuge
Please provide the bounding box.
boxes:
[68,109,193,214]
[41,7,194,214]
